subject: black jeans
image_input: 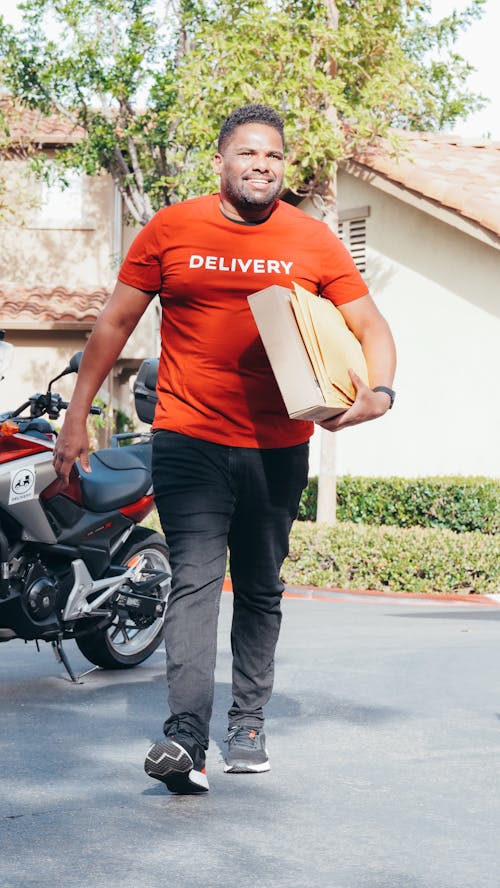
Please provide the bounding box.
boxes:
[152,430,309,749]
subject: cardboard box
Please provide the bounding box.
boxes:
[248,285,350,421]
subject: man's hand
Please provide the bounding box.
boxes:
[318,369,392,433]
[52,417,91,486]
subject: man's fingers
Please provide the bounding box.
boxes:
[52,442,90,483]
[52,456,70,487]
[79,452,91,474]
[348,367,368,392]
[318,406,355,432]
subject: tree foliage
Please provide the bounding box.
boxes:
[0,0,486,223]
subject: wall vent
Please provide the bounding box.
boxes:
[338,206,370,274]
[338,218,366,274]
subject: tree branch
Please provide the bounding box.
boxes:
[110,169,147,225]
[126,136,154,220]
[112,144,148,219]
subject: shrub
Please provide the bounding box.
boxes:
[283,521,500,596]
[298,476,500,534]
[143,509,500,595]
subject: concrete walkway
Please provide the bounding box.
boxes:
[2,589,500,888]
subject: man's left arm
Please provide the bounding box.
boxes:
[319,293,397,433]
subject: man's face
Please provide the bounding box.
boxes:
[214,123,285,217]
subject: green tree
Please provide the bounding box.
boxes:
[0,0,486,223]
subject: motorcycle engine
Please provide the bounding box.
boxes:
[24,562,59,620]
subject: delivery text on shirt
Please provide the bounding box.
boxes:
[189,255,293,275]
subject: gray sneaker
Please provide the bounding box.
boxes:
[223,726,270,773]
[144,734,209,794]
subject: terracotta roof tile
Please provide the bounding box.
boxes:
[0,287,111,328]
[350,132,500,237]
[1,98,85,146]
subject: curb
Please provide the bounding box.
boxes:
[222,578,500,606]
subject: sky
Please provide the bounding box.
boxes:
[429,0,500,139]
[2,0,499,139]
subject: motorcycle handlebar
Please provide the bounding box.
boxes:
[50,400,102,417]
[2,398,102,423]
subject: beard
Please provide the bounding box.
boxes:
[222,176,283,212]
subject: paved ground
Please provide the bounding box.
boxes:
[1,588,500,888]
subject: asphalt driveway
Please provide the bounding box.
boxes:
[1,588,500,888]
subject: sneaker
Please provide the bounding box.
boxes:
[223,725,270,774]
[144,734,209,794]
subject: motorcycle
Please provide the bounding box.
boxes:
[0,333,169,682]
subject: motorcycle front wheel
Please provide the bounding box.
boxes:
[75,528,171,669]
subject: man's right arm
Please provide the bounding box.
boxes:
[52,281,154,484]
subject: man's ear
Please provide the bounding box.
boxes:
[213,153,222,175]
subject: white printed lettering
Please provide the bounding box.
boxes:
[237,259,253,273]
[188,255,294,274]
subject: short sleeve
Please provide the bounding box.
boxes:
[118,213,163,293]
[319,227,369,306]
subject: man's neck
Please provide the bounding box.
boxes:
[218,197,276,224]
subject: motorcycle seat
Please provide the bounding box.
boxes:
[77,444,152,512]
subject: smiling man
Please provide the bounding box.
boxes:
[53,104,396,795]
[214,117,285,216]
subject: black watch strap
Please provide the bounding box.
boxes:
[372,385,396,409]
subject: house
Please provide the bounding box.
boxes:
[299,132,500,478]
[1,107,499,477]
[0,101,158,434]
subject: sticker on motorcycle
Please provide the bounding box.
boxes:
[9,465,36,504]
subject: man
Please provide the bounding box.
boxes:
[53,104,396,794]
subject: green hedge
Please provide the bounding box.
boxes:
[298,476,500,534]
[284,521,500,596]
[143,510,500,595]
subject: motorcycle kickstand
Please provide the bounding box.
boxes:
[51,636,83,684]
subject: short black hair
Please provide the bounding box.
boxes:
[217,104,285,153]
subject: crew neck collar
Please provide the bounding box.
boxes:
[218,200,277,226]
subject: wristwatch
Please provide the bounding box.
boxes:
[372,385,396,409]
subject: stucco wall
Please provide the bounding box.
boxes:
[307,171,500,479]
[0,157,117,289]
[0,166,158,423]
[0,329,154,440]
[0,330,88,422]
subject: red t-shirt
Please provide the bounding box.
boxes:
[118,193,368,448]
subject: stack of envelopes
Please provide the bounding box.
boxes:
[289,282,368,409]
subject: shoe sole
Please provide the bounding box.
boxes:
[145,740,209,794]
[223,759,270,774]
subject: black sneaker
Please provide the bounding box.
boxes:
[144,734,209,794]
[223,725,270,774]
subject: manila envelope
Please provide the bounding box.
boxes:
[289,281,368,404]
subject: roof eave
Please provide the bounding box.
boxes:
[3,136,82,150]
[2,320,96,331]
[341,160,500,251]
